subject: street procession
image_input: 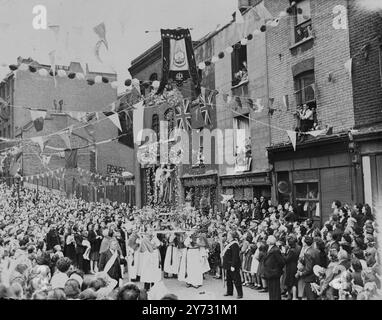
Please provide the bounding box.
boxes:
[0,0,381,303]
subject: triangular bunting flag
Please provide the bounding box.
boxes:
[30,109,47,132]
[282,95,289,110]
[344,58,352,79]
[247,98,254,110]
[286,130,297,151]
[65,149,78,169]
[30,136,48,153]
[235,8,244,24]
[235,96,242,108]
[59,129,71,149]
[254,98,264,112]
[103,111,122,131]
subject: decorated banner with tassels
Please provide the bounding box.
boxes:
[157,28,201,94]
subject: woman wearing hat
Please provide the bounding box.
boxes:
[283,235,301,300]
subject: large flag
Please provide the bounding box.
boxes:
[157,28,201,95]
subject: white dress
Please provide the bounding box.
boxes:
[200,247,211,274]
[164,244,180,275]
[250,248,260,274]
[140,249,162,283]
[127,248,139,280]
[178,247,203,287]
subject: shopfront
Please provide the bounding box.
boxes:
[220,172,272,204]
[181,173,218,212]
[268,134,361,226]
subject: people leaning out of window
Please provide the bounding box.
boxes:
[296,104,314,132]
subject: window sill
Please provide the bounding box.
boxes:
[289,36,314,51]
[231,80,249,90]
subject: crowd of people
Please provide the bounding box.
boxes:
[0,182,380,300]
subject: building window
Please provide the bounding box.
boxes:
[233,115,250,155]
[231,43,248,87]
[233,115,251,172]
[293,0,313,43]
[294,70,315,105]
[294,182,319,219]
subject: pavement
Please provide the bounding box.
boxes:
[86,272,268,300]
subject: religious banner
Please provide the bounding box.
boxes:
[157,28,201,94]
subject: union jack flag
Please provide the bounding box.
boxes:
[175,98,192,131]
[199,88,217,126]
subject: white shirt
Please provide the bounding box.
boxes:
[50,272,69,289]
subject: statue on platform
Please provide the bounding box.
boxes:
[154,164,175,204]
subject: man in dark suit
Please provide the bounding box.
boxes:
[295,236,320,300]
[99,239,126,285]
[263,235,286,300]
[222,231,243,299]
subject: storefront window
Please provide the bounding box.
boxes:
[294,182,319,219]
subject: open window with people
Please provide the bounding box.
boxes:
[231,43,248,88]
[294,70,317,135]
[293,0,313,44]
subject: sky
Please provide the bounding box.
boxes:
[0,0,236,90]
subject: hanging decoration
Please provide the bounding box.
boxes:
[157,28,201,95]
[344,58,352,79]
[286,130,297,151]
[30,109,47,132]
[30,136,48,153]
[65,149,78,169]
[104,111,122,131]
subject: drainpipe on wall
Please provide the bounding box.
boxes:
[263,12,275,202]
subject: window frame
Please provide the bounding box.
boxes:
[233,115,250,156]
[294,181,320,218]
[294,70,316,105]
[293,0,313,44]
[231,43,248,87]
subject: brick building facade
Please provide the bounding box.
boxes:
[128,0,381,220]
[0,59,136,199]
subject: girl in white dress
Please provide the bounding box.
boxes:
[139,232,162,291]
[197,234,211,275]
[164,233,180,277]
[178,233,203,288]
